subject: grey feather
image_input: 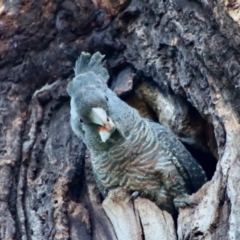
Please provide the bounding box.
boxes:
[74,52,109,83]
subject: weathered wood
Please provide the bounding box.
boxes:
[102,188,142,240]
[102,189,177,240]
[135,198,176,240]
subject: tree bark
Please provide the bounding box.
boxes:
[0,0,240,239]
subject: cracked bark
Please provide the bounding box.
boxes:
[0,0,240,239]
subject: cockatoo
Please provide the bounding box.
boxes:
[67,52,207,214]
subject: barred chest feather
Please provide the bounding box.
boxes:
[91,119,180,199]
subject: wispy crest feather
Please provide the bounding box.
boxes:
[74,52,109,83]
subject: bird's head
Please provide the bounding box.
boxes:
[67,52,116,142]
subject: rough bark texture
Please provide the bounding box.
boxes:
[1,0,240,239]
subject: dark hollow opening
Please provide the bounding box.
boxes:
[182,140,218,180]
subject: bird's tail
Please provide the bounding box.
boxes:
[74,52,109,83]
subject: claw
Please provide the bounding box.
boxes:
[129,191,140,202]
[173,194,197,210]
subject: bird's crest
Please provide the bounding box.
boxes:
[74,52,109,83]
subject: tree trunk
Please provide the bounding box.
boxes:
[1,0,240,239]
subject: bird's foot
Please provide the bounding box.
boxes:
[173,194,197,209]
[129,191,140,202]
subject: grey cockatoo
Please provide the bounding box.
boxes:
[67,52,207,214]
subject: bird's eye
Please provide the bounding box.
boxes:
[80,119,83,123]
[107,117,109,122]
[105,96,108,101]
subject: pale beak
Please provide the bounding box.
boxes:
[90,107,116,142]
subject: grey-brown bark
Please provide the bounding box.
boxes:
[1,0,240,239]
